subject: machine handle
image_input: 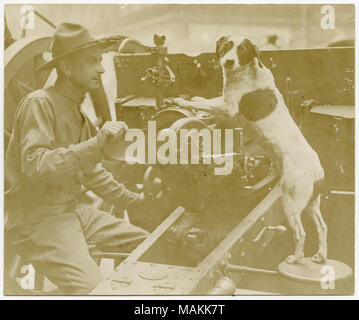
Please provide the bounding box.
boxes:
[143,166,163,200]
[252,225,287,243]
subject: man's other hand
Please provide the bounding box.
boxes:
[96,121,128,159]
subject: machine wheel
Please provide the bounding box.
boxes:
[142,116,211,210]
[5,37,52,150]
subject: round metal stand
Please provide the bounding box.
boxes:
[278,258,352,293]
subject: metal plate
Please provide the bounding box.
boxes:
[138,265,169,280]
[91,261,202,295]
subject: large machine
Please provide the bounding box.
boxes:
[4,28,354,294]
[94,35,354,295]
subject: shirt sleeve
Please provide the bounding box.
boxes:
[82,163,142,208]
[18,96,104,187]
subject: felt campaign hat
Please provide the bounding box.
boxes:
[36,22,113,72]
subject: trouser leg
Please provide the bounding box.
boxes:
[13,214,104,295]
[12,206,148,295]
[76,204,149,252]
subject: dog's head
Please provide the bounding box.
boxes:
[216,36,263,71]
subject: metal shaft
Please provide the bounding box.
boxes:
[226,264,278,276]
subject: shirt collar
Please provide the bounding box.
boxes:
[54,77,86,105]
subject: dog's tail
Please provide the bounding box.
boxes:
[311,177,328,201]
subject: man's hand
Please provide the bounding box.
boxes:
[96,121,128,159]
[129,191,159,212]
[128,190,169,225]
[130,191,146,209]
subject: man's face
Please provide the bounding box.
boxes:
[67,46,105,91]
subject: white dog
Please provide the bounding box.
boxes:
[172,36,327,264]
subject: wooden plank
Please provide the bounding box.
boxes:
[124,206,186,263]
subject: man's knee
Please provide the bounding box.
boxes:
[69,271,104,295]
[48,261,105,295]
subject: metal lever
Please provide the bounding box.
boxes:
[165,63,176,84]
[218,253,278,278]
[253,225,287,243]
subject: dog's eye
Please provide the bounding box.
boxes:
[220,41,234,57]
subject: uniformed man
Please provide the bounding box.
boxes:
[5,23,150,294]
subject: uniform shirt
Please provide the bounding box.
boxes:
[5,78,140,222]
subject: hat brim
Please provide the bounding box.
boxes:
[36,39,115,72]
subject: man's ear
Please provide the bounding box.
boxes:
[216,36,228,58]
[57,58,72,77]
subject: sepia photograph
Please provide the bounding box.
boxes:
[2,2,355,298]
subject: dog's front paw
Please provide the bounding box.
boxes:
[191,96,207,102]
[170,97,192,107]
[311,252,327,264]
[285,255,304,264]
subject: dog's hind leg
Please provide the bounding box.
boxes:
[284,213,306,264]
[305,195,328,263]
[280,172,315,264]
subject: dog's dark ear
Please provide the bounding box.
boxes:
[237,39,263,67]
[216,36,228,58]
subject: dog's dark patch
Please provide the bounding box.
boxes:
[238,89,278,121]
